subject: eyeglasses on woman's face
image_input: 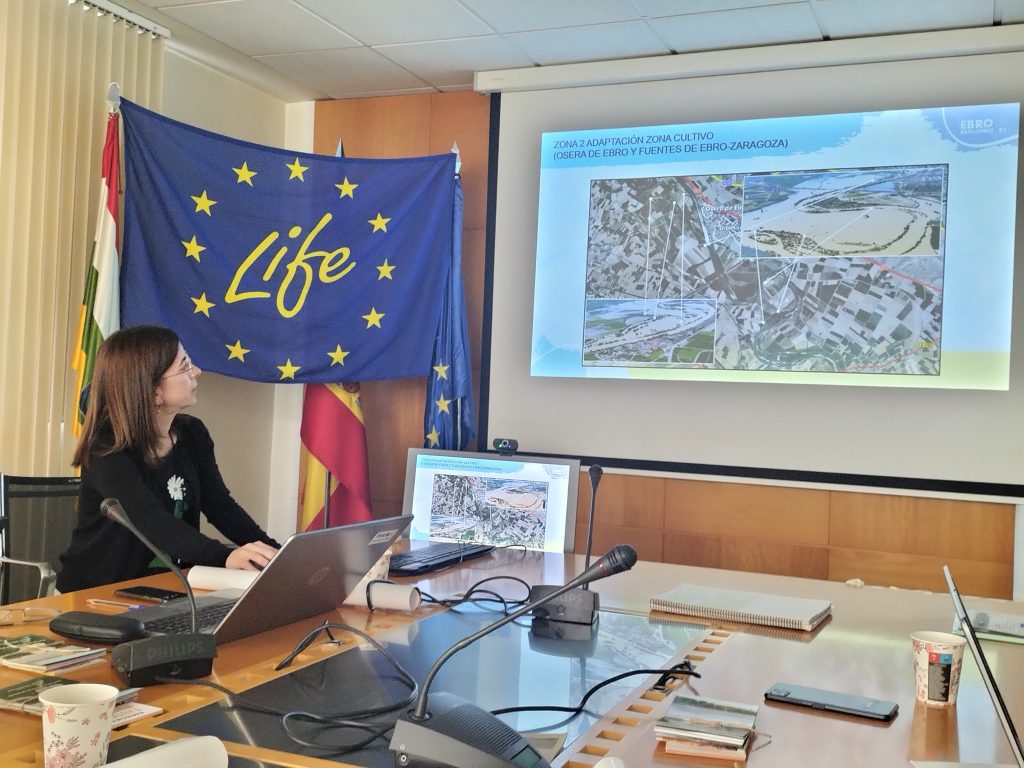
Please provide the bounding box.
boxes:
[160,356,199,380]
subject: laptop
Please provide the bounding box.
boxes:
[914,565,1024,768]
[390,448,580,575]
[132,515,411,643]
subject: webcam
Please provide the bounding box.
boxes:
[493,438,518,455]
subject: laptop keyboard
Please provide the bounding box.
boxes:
[389,542,494,575]
[142,600,235,635]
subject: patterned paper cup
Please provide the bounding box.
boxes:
[38,683,119,768]
[911,631,967,706]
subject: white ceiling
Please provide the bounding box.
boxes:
[127,0,1024,101]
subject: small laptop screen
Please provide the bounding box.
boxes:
[401,448,581,552]
[944,565,1024,767]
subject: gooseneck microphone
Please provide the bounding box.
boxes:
[583,464,603,581]
[101,498,217,686]
[390,544,637,768]
[102,498,200,631]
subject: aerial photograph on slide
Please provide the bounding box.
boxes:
[583,164,947,375]
[429,474,550,549]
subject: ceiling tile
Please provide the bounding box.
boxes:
[648,3,823,52]
[507,21,670,66]
[375,36,535,88]
[633,0,800,14]
[255,47,430,98]
[814,0,994,37]
[295,0,493,45]
[458,0,641,33]
[135,0,224,7]
[163,0,360,56]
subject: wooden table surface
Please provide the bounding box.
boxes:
[2,549,1021,767]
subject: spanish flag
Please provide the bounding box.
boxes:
[298,383,372,529]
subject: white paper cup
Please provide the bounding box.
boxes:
[911,631,967,706]
[38,683,119,768]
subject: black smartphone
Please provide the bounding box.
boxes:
[765,683,898,722]
[113,585,187,603]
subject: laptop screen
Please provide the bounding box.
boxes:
[943,565,1024,767]
[401,448,581,552]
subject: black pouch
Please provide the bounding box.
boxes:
[49,611,146,644]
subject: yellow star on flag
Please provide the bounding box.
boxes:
[426,426,440,447]
[362,307,384,329]
[191,293,215,317]
[226,340,250,361]
[368,212,391,233]
[432,363,449,379]
[286,158,308,181]
[376,259,396,280]
[335,177,358,198]
[181,235,206,262]
[191,190,217,216]
[233,161,257,186]
[435,394,451,414]
[327,345,349,366]
[277,359,300,379]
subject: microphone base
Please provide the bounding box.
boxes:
[111,633,216,687]
[391,693,549,768]
[529,615,600,652]
[528,585,599,625]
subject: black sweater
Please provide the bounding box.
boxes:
[57,414,278,591]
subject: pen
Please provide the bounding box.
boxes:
[86,598,144,610]
[249,559,265,571]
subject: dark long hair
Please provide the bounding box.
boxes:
[72,325,180,468]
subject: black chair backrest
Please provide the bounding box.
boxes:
[0,474,80,604]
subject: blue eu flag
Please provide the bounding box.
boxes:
[424,181,474,450]
[119,100,456,383]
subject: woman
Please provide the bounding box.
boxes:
[57,325,279,591]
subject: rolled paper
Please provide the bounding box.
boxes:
[187,565,257,591]
[104,736,228,767]
[345,580,422,611]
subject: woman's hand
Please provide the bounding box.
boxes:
[226,541,279,571]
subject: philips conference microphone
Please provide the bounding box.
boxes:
[390,544,638,768]
[529,464,604,629]
[101,498,216,686]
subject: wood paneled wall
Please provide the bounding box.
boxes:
[574,474,1015,598]
[313,94,1016,601]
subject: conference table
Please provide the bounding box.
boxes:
[1,548,1022,767]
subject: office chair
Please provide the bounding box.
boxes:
[0,474,80,604]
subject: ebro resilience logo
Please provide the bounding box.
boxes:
[938,103,1019,148]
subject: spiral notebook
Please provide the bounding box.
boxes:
[650,583,833,632]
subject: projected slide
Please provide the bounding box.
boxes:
[534,104,1018,389]
[430,474,549,549]
[405,452,576,552]
[583,165,947,374]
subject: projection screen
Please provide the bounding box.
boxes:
[483,46,1024,496]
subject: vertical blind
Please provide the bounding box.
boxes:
[0,0,164,474]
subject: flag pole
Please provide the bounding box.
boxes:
[322,470,331,530]
[106,82,121,113]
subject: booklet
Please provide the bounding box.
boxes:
[952,608,1024,646]
[0,634,105,673]
[650,583,832,631]
[0,675,162,726]
[654,693,760,761]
